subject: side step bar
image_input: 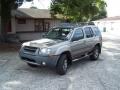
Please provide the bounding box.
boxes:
[72,54,91,62]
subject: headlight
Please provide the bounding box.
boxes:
[22,42,30,47]
[39,48,51,55]
[22,43,25,47]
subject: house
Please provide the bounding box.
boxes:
[10,8,61,41]
[94,16,120,32]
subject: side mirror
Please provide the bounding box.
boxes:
[71,37,79,42]
[71,36,83,42]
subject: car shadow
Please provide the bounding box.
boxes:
[69,56,103,70]
[16,56,103,77]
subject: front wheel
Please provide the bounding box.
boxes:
[56,54,68,75]
[90,46,100,60]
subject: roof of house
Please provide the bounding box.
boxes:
[95,16,120,22]
[13,8,52,19]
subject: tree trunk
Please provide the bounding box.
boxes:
[0,18,7,42]
[0,0,11,42]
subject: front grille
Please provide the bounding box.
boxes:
[24,46,38,54]
[22,57,36,63]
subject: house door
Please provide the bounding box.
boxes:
[44,22,50,32]
[35,20,44,32]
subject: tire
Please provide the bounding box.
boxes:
[27,63,38,67]
[90,46,100,60]
[56,54,68,75]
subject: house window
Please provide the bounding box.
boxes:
[17,19,26,24]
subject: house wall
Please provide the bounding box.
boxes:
[10,17,16,34]
[14,18,61,41]
[44,19,61,28]
[16,19,34,32]
[17,32,44,41]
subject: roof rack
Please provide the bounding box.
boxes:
[76,22,95,25]
[56,22,95,28]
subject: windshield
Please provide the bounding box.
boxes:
[45,28,73,40]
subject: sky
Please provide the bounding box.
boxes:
[20,0,51,9]
[20,0,120,17]
[106,0,120,17]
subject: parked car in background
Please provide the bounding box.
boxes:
[19,23,102,75]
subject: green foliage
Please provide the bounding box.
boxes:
[51,0,107,22]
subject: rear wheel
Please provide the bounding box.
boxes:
[90,46,100,60]
[56,54,68,75]
[27,63,38,67]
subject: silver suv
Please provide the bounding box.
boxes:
[19,23,102,75]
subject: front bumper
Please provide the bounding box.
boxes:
[19,48,59,67]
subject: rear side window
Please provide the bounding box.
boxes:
[84,27,94,38]
[93,27,101,36]
[89,27,94,37]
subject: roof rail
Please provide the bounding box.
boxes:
[76,22,95,25]
[57,22,95,27]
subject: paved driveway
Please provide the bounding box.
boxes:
[0,36,120,90]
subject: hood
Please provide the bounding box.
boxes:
[29,38,63,48]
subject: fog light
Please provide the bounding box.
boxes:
[42,62,46,66]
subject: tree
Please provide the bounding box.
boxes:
[0,0,32,42]
[50,0,107,22]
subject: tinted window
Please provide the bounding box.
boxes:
[89,27,94,37]
[93,27,101,36]
[72,28,84,41]
[84,27,93,38]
